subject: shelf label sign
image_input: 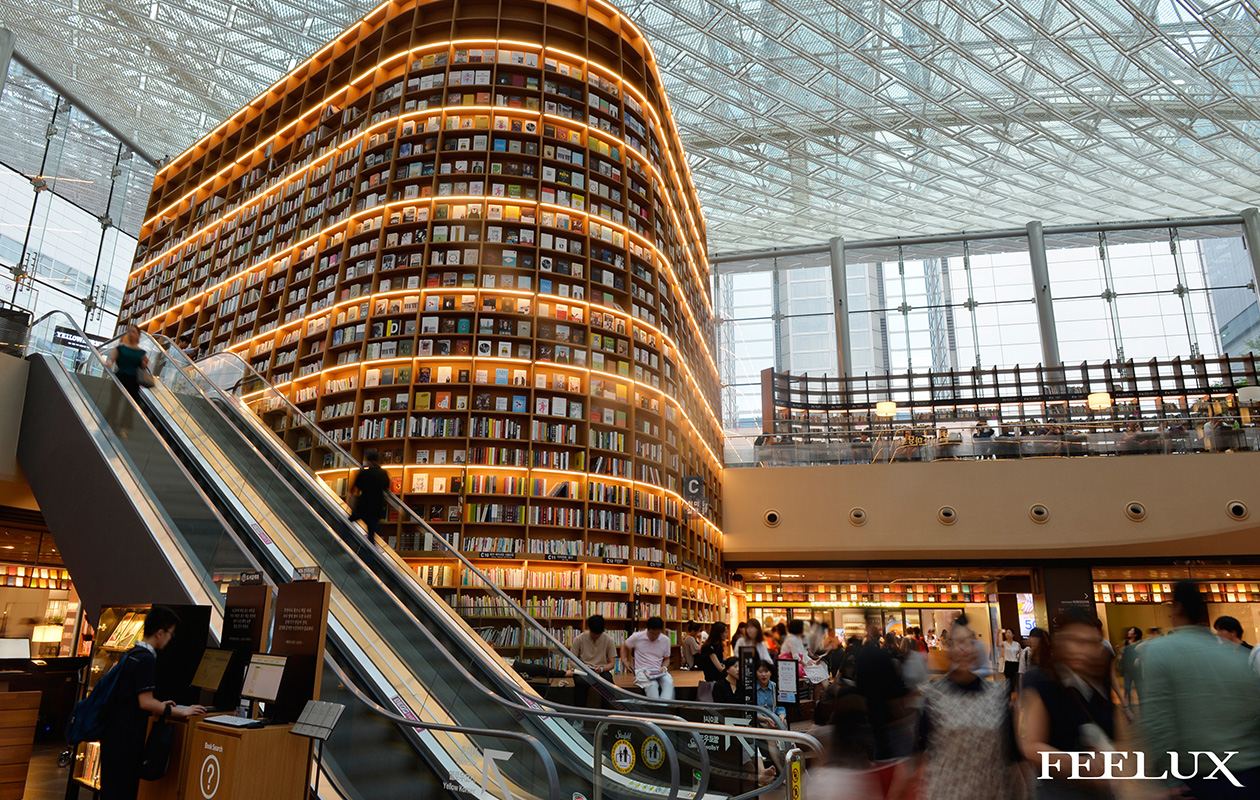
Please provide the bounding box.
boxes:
[682,476,708,516]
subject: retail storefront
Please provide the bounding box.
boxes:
[736,565,1260,662]
[739,569,1027,665]
[1094,567,1260,647]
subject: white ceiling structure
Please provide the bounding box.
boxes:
[2,0,1259,250]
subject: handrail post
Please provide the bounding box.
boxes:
[593,720,607,800]
[784,748,803,800]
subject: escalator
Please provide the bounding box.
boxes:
[166,342,812,782]
[12,314,571,800]
[18,313,820,799]
[153,341,826,796]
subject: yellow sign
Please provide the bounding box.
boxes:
[789,759,802,800]
[641,736,665,770]
[611,739,636,774]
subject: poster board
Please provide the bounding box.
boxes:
[268,581,330,723]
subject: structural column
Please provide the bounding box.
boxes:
[828,236,851,379]
[0,29,14,96]
[1026,221,1062,368]
[1240,208,1260,309]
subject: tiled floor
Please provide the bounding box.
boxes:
[23,742,72,800]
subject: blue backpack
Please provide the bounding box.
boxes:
[65,652,134,745]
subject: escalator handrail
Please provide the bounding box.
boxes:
[322,649,563,800]
[171,340,788,731]
[139,335,701,800]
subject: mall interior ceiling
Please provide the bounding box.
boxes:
[2,0,1260,250]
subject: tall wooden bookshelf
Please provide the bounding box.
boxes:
[120,0,732,664]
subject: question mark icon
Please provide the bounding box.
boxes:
[200,754,220,798]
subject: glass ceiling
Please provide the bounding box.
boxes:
[2,0,1259,250]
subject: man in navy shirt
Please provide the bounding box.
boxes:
[99,606,205,799]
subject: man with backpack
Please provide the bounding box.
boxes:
[98,606,205,799]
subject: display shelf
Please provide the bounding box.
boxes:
[123,0,730,659]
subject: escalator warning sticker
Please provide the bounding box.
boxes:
[249,522,273,546]
[641,736,665,770]
[612,739,636,774]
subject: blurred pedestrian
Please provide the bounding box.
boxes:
[1019,608,1116,799]
[1019,627,1048,689]
[890,614,1017,800]
[104,324,149,436]
[734,619,773,663]
[1213,615,1253,650]
[807,708,882,800]
[348,448,390,546]
[854,619,909,760]
[1115,626,1143,708]
[1138,580,1260,799]
[780,618,810,662]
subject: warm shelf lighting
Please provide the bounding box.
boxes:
[875,401,898,418]
[1087,392,1113,410]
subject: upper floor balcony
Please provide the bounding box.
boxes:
[726,356,1260,467]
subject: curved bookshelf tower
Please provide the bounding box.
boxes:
[122,0,728,664]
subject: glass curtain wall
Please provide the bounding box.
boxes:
[845,238,1041,378]
[715,251,837,462]
[713,220,1260,458]
[0,61,154,338]
[1046,224,1248,364]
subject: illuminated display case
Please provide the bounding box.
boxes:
[120,0,729,656]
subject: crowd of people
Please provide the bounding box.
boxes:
[599,579,1260,798]
[806,581,1260,800]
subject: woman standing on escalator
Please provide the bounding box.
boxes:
[104,324,149,436]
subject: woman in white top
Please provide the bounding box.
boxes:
[1000,629,1021,696]
[779,619,810,662]
[734,618,773,663]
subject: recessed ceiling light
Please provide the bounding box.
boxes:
[1,546,14,550]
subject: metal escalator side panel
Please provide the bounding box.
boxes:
[16,355,222,622]
[135,376,514,778]
[178,356,578,707]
